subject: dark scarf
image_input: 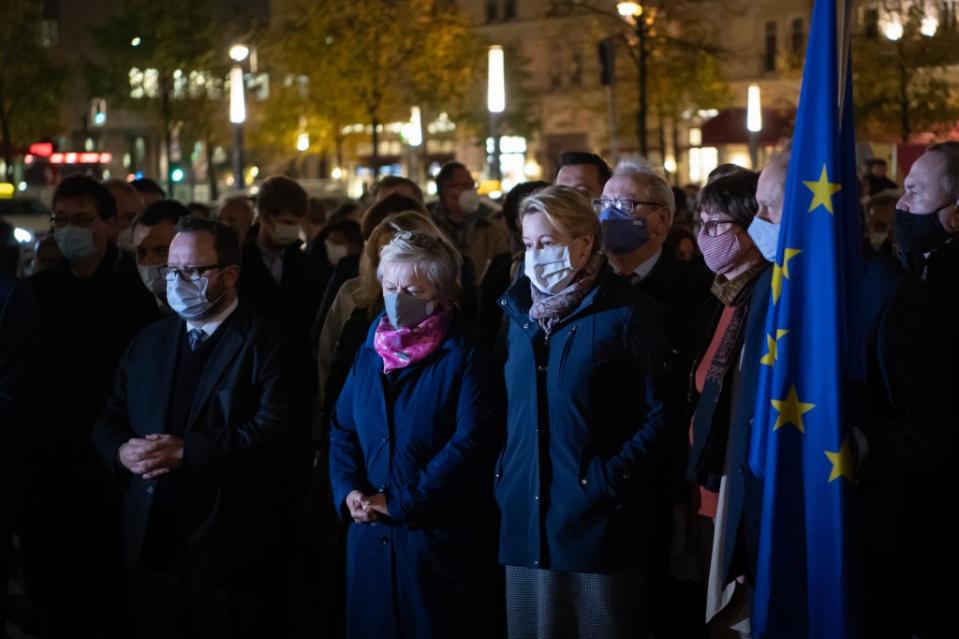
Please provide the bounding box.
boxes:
[688,262,768,491]
[529,253,604,337]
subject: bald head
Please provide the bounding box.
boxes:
[756,155,789,225]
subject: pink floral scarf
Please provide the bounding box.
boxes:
[373,309,454,373]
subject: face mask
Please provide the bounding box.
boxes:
[746,217,780,262]
[383,292,435,329]
[166,272,227,320]
[525,244,578,294]
[894,207,951,253]
[137,264,167,298]
[598,206,649,256]
[116,227,135,253]
[698,227,745,274]
[458,189,480,215]
[54,226,98,261]
[269,222,302,247]
[325,240,349,265]
[868,231,888,251]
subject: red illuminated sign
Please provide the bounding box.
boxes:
[29,142,53,157]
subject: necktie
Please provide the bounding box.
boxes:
[188,328,207,351]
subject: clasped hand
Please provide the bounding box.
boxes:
[118,434,184,479]
[345,490,389,524]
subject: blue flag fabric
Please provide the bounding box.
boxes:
[747,0,863,637]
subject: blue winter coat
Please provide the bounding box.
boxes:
[329,314,502,639]
[496,265,671,573]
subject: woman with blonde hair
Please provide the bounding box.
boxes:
[329,230,501,637]
[496,185,670,638]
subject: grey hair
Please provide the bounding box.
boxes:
[612,157,676,215]
[927,141,959,199]
[377,230,463,305]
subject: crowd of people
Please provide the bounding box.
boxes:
[0,144,957,639]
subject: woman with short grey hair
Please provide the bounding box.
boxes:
[329,230,501,638]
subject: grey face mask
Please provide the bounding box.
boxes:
[54,226,97,261]
[383,292,435,328]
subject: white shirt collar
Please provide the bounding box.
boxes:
[632,248,662,280]
[186,298,239,337]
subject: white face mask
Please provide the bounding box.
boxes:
[325,240,349,265]
[458,189,480,215]
[137,264,166,299]
[525,244,579,294]
[116,227,135,252]
[269,222,302,247]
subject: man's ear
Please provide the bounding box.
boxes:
[944,201,959,234]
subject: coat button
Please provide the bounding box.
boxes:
[378,536,389,545]
[533,560,540,567]
[580,478,588,486]
[537,365,546,372]
[622,472,631,480]
[523,322,530,329]
[382,434,390,443]
[146,486,154,494]
[534,495,539,501]
[500,300,507,306]
[378,484,386,492]
[495,472,501,479]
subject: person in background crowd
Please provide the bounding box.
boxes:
[864,191,898,257]
[133,199,190,312]
[217,196,256,246]
[130,177,166,207]
[671,186,694,232]
[104,179,145,253]
[682,171,768,637]
[707,163,749,184]
[891,140,959,637]
[23,175,156,638]
[322,219,363,268]
[664,226,699,263]
[479,180,549,342]
[239,175,327,353]
[553,151,612,199]
[497,185,670,638]
[329,230,501,638]
[370,175,425,205]
[94,217,309,639]
[186,202,211,219]
[303,196,329,261]
[863,158,898,196]
[0,271,36,638]
[311,194,427,345]
[430,161,509,282]
[329,201,362,225]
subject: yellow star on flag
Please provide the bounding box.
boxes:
[803,164,842,215]
[760,329,789,366]
[771,248,801,303]
[770,385,815,433]
[825,439,856,483]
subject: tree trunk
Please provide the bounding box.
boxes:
[370,113,380,178]
[160,83,174,194]
[671,116,681,186]
[0,84,13,182]
[205,134,218,202]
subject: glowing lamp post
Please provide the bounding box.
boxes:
[487,45,506,183]
[747,84,762,169]
[229,44,249,189]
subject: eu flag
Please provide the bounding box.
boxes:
[747,0,863,637]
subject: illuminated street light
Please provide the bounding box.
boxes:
[131,36,141,47]
[487,46,505,114]
[296,132,310,152]
[617,2,641,17]
[883,20,904,41]
[407,106,423,147]
[229,44,250,62]
[747,84,762,169]
[229,67,246,125]
[229,45,249,189]
[921,16,939,37]
[617,1,649,156]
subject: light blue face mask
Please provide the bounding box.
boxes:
[747,216,781,262]
[166,272,226,320]
[54,226,98,261]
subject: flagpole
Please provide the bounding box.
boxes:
[838,0,854,121]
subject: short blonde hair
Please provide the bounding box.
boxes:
[356,211,447,310]
[519,184,602,253]
[377,230,463,305]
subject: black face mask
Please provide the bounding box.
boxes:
[894,206,952,253]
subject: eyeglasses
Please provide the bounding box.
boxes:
[700,218,739,237]
[159,264,229,282]
[591,198,666,214]
[51,214,99,228]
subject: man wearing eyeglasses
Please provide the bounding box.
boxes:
[23,175,157,636]
[93,216,309,637]
[597,159,713,637]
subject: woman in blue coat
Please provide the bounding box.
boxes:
[329,230,502,638]
[497,185,671,638]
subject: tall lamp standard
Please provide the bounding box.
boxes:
[229,44,249,190]
[487,45,506,184]
[882,8,938,143]
[617,2,648,157]
[747,84,763,169]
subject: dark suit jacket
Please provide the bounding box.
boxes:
[0,273,36,517]
[239,240,330,350]
[93,306,310,584]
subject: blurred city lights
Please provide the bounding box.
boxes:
[487,46,505,114]
[617,2,642,17]
[171,168,185,182]
[883,20,904,41]
[921,16,939,37]
[131,36,141,47]
[747,84,763,133]
[229,44,250,62]
[229,66,246,124]
[296,132,310,152]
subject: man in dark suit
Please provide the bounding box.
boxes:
[93,217,309,638]
[23,175,157,637]
[707,156,951,638]
[0,272,36,636]
[238,176,327,353]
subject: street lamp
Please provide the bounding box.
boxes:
[881,4,938,142]
[229,44,249,189]
[487,45,506,183]
[747,84,762,169]
[617,1,648,157]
